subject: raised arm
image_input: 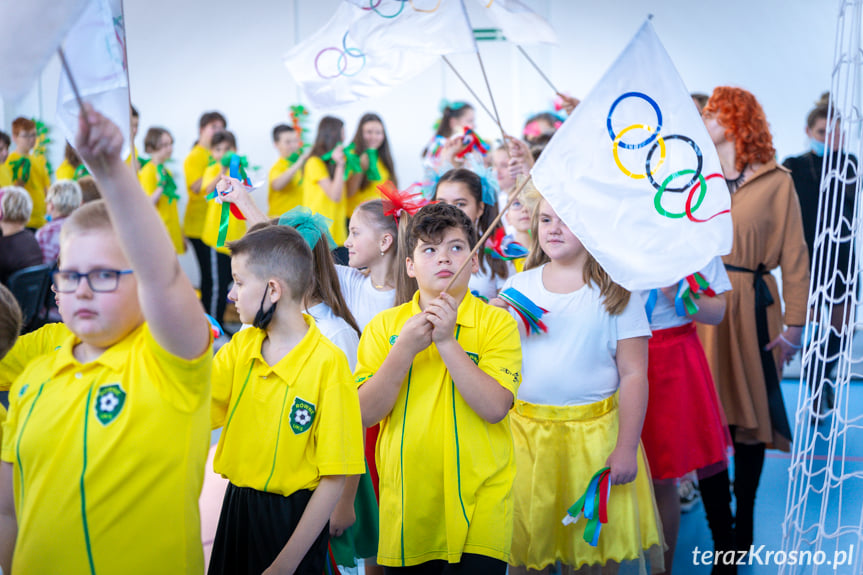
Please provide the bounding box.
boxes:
[75,105,209,360]
[271,150,310,191]
[216,175,269,228]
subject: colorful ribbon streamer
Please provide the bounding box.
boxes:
[498,287,548,336]
[675,272,715,317]
[562,467,611,547]
[378,181,431,222]
[205,154,248,247]
[485,228,528,261]
[455,127,489,159]
[157,164,180,204]
[10,156,31,184]
[205,314,224,339]
[289,104,309,148]
[644,272,716,321]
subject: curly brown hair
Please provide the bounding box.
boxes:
[703,87,775,173]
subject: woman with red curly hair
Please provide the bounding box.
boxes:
[696,87,810,571]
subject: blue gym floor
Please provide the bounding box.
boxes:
[673,378,863,575]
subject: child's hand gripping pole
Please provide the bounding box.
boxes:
[562,467,612,547]
[443,176,532,294]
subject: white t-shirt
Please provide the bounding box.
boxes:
[336,265,396,332]
[307,302,359,371]
[469,263,507,302]
[503,265,651,406]
[640,256,732,332]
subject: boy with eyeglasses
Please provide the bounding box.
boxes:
[6,117,50,229]
[0,106,213,574]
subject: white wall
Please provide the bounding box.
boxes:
[2,0,838,201]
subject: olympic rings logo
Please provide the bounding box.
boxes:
[607,91,729,223]
[315,31,366,79]
[361,0,441,18]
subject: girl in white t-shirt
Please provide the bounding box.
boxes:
[496,197,663,575]
[434,168,508,301]
[340,199,399,332]
[638,259,733,574]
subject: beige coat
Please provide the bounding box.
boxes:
[697,160,810,451]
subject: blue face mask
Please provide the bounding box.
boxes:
[810,138,825,157]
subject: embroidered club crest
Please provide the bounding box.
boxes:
[95,383,126,426]
[290,397,316,435]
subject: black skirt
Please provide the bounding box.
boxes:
[208,483,329,575]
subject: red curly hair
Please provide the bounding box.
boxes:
[703,87,775,173]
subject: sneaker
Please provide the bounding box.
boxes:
[679,478,701,513]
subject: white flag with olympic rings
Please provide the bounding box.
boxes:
[284,0,475,110]
[531,20,732,291]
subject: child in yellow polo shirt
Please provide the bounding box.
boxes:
[0,106,213,575]
[346,112,397,216]
[184,111,226,320]
[7,118,50,229]
[201,130,246,327]
[268,124,307,217]
[355,203,522,573]
[139,127,185,254]
[209,222,364,574]
[302,116,347,246]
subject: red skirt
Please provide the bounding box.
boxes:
[641,322,732,480]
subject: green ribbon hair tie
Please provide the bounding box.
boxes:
[278,206,336,250]
[157,164,180,204]
[365,148,381,181]
[10,157,31,184]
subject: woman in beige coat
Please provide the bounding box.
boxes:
[696,87,810,573]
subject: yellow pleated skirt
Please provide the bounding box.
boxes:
[510,394,665,574]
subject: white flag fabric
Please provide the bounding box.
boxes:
[0,0,90,101]
[284,0,475,110]
[478,0,557,45]
[530,20,732,290]
[57,0,132,158]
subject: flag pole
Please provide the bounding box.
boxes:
[441,56,496,124]
[516,45,560,95]
[119,0,139,175]
[460,2,510,156]
[57,48,91,131]
[444,175,531,293]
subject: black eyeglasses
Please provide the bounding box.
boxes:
[52,269,134,293]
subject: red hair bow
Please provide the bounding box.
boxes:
[378,181,431,222]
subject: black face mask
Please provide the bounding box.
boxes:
[253,285,277,330]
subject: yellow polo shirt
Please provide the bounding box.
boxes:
[55,159,76,180]
[0,163,11,187]
[302,157,346,246]
[267,157,303,217]
[183,144,212,239]
[348,159,390,215]
[139,161,185,254]
[7,151,49,228]
[0,322,71,390]
[1,323,212,575]
[211,316,365,496]
[201,163,246,255]
[355,292,522,567]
